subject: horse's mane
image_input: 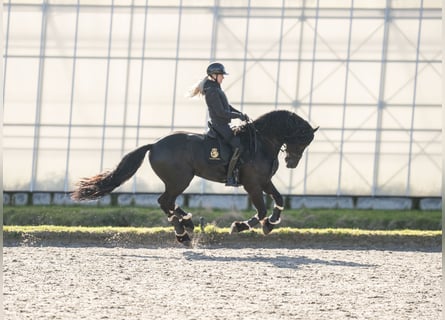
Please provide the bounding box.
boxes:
[252,110,314,145]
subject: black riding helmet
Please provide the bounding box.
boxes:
[206,62,228,76]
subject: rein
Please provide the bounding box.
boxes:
[246,121,257,154]
[234,121,258,156]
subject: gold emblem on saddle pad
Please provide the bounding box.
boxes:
[210,148,220,160]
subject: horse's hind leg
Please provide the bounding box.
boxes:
[150,139,195,244]
[157,192,189,244]
[173,206,194,233]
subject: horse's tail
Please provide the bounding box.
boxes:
[71,144,152,201]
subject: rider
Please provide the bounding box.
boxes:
[190,62,248,186]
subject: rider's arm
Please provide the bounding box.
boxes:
[229,105,242,115]
[229,105,248,121]
[206,88,243,121]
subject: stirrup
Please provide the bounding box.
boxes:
[225,169,241,187]
[225,181,241,187]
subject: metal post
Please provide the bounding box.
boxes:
[372,1,391,196]
[239,0,251,111]
[64,0,80,192]
[337,0,354,196]
[133,0,150,193]
[30,0,49,191]
[209,0,220,61]
[121,0,135,157]
[100,0,115,172]
[406,0,424,196]
[294,0,306,103]
[170,0,183,130]
[3,0,12,107]
[303,0,319,195]
[287,0,306,195]
[273,0,285,110]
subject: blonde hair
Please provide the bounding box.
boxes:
[188,76,208,98]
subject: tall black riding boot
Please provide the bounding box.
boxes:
[225,147,241,187]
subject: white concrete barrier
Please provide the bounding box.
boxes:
[289,196,354,209]
[12,193,29,206]
[2,192,441,211]
[356,197,412,210]
[419,198,442,211]
[188,194,249,210]
[32,193,51,205]
[133,194,184,207]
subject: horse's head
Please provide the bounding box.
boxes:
[253,110,318,168]
[283,143,306,168]
[283,126,319,169]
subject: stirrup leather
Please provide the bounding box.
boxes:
[226,148,240,184]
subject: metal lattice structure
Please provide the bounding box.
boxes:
[3,0,441,196]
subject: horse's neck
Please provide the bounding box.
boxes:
[253,119,287,151]
[257,133,283,158]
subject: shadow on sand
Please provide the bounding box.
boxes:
[182,250,375,269]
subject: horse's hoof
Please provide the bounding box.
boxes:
[261,218,274,235]
[229,222,238,234]
[176,232,191,244]
[181,240,192,247]
[230,221,250,234]
[182,216,195,233]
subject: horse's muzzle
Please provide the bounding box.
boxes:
[285,155,300,168]
[286,162,298,169]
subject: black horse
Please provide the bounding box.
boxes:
[71,110,318,244]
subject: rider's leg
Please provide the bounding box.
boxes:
[213,124,243,186]
[226,136,242,186]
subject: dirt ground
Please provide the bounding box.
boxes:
[3,242,441,320]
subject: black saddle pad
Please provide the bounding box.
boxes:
[204,122,255,165]
[203,134,231,165]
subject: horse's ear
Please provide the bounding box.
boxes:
[313,126,319,133]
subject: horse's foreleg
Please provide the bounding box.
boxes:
[230,189,266,234]
[261,182,284,235]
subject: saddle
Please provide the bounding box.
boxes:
[204,122,256,165]
[204,123,232,165]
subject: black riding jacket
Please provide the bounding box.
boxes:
[203,79,243,127]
